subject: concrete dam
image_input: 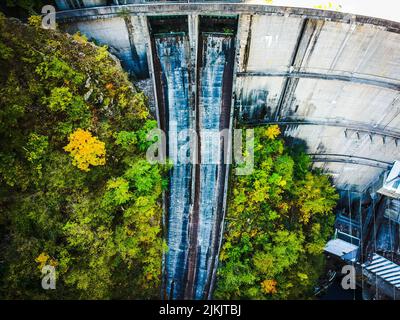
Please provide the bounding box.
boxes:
[55,1,400,299]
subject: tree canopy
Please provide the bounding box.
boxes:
[0,15,167,299]
[215,125,339,299]
[0,13,339,300]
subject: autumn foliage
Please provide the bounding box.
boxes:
[264,124,281,140]
[261,279,277,294]
[64,129,106,171]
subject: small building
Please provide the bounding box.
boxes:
[378,160,400,199]
[323,162,400,299]
[325,236,359,262]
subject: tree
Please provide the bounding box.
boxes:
[0,15,167,299]
[64,129,106,171]
[215,125,338,299]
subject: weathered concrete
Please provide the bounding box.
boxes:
[234,14,400,192]
[55,2,400,299]
[54,4,400,32]
[57,4,400,191]
[62,15,149,78]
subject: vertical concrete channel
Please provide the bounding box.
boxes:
[149,15,237,300]
[149,16,193,300]
[186,16,237,300]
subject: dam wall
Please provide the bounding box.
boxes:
[235,13,400,191]
[57,3,400,192]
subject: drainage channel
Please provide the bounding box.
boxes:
[150,15,237,299]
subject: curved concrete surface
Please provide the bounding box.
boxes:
[56,2,400,192]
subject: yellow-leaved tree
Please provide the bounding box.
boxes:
[35,252,57,270]
[264,124,280,140]
[261,279,277,294]
[64,129,106,171]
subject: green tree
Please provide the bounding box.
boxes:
[0,15,166,299]
[215,125,338,299]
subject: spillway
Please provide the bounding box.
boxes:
[150,17,236,299]
[192,33,235,299]
[153,32,193,299]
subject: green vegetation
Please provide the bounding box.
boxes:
[0,12,339,300]
[215,125,339,299]
[2,1,53,20]
[0,15,167,299]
